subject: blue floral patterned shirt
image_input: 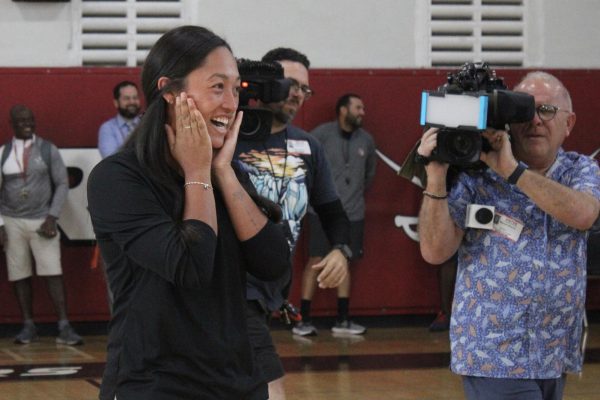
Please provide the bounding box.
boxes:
[448,149,600,379]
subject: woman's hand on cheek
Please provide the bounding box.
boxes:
[212,111,243,173]
[166,92,212,178]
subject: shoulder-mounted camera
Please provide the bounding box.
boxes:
[237,59,292,141]
[420,62,535,165]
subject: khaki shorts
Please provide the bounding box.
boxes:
[3,216,62,281]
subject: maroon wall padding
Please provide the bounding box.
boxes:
[0,67,599,322]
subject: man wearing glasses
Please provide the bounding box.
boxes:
[234,48,350,400]
[417,71,600,400]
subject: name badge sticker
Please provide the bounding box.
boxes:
[287,139,311,155]
[493,212,524,242]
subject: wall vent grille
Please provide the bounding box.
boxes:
[77,0,183,66]
[429,0,525,67]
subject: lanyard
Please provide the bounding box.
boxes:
[13,140,32,183]
[13,140,33,199]
[263,130,288,205]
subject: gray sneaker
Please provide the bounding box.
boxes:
[56,324,83,345]
[292,321,318,336]
[331,320,366,335]
[14,324,38,344]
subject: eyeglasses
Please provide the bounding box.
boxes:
[535,104,570,121]
[289,78,314,99]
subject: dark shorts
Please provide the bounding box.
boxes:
[308,213,364,261]
[246,300,285,382]
[462,375,566,400]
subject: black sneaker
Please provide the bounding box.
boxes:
[429,311,450,332]
[14,324,38,344]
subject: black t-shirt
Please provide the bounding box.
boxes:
[234,125,340,311]
[88,149,289,400]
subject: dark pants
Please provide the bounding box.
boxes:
[462,375,567,400]
[246,300,285,382]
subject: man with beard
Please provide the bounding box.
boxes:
[234,48,351,400]
[97,81,141,158]
[293,93,377,337]
[0,105,82,345]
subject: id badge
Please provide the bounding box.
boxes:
[493,212,524,242]
[287,139,311,155]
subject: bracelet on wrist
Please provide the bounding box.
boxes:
[506,161,528,185]
[423,190,448,200]
[184,181,213,190]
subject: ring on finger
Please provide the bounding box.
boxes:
[183,125,192,129]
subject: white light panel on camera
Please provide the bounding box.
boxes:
[420,91,488,130]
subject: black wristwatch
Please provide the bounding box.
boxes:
[414,152,430,165]
[332,244,353,261]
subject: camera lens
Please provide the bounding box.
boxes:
[239,112,261,137]
[474,207,494,224]
[450,132,477,157]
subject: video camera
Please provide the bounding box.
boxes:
[420,62,535,165]
[237,59,292,141]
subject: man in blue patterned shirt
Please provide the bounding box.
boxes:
[417,71,600,400]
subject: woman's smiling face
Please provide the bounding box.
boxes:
[182,46,241,148]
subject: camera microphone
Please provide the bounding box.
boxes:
[465,204,495,230]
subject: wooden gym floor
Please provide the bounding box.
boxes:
[0,316,599,400]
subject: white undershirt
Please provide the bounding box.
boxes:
[0,135,36,225]
[2,135,36,175]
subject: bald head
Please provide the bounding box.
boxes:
[9,104,36,140]
[514,71,572,111]
[10,104,32,120]
[510,71,576,172]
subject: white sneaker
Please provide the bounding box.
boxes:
[331,320,366,335]
[332,331,366,344]
[292,321,318,336]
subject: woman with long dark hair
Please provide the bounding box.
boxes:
[87,26,289,400]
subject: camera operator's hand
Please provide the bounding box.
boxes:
[418,127,449,186]
[480,129,519,180]
[416,127,440,159]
